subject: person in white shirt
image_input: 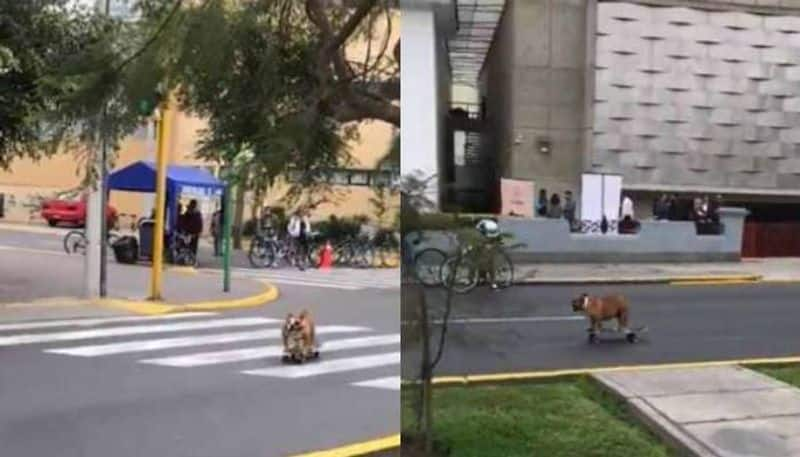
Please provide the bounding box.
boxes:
[287,210,312,270]
[621,195,634,220]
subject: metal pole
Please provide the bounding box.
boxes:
[98,0,112,297]
[149,100,169,301]
[223,187,232,293]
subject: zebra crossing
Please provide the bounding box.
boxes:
[1,312,400,391]
[228,267,400,291]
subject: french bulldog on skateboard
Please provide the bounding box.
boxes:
[571,293,647,343]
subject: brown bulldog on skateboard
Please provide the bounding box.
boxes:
[571,293,647,343]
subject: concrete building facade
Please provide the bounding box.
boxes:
[479,0,800,219]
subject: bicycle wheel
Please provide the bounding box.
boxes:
[377,244,399,268]
[334,242,353,266]
[441,256,479,294]
[248,239,272,268]
[413,248,446,287]
[307,242,322,268]
[63,230,87,255]
[491,249,514,288]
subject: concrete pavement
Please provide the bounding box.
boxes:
[0,281,399,457]
[595,366,800,457]
[514,258,800,284]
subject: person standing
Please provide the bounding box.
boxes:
[563,190,577,230]
[287,210,312,271]
[535,189,548,217]
[621,195,634,220]
[211,205,223,257]
[667,194,680,221]
[547,193,562,219]
[185,199,203,258]
[260,206,276,237]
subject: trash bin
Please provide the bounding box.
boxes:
[112,236,139,264]
[139,220,154,259]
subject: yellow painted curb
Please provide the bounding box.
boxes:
[288,434,400,457]
[669,275,761,286]
[96,282,280,315]
[167,266,198,276]
[406,355,800,388]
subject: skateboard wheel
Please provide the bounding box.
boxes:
[626,333,637,343]
[588,333,598,344]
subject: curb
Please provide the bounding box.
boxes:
[96,282,280,315]
[288,434,400,457]
[514,274,762,285]
[405,355,800,388]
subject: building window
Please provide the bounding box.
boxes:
[349,171,369,186]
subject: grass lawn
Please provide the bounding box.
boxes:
[402,378,674,457]
[754,364,800,388]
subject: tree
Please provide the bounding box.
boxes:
[0,1,114,170]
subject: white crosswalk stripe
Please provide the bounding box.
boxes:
[230,268,399,291]
[0,317,275,346]
[242,352,400,378]
[141,334,399,367]
[0,312,216,332]
[351,376,400,391]
[2,315,399,390]
[47,326,367,357]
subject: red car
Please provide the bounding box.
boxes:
[41,194,118,228]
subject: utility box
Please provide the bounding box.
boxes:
[138,219,155,259]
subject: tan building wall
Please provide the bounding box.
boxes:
[0,10,399,228]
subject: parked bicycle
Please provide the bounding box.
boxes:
[407,230,448,287]
[440,236,522,294]
[63,229,121,255]
[248,229,321,269]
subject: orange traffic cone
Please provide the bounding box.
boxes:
[319,241,333,270]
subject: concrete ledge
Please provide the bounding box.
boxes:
[594,374,717,457]
[96,282,280,315]
[515,274,762,285]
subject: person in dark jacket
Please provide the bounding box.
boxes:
[535,189,548,217]
[184,199,203,257]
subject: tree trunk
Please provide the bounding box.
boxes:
[232,170,249,250]
[417,288,434,453]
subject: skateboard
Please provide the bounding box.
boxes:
[587,325,648,344]
[281,349,320,364]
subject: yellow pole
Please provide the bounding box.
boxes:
[149,99,169,301]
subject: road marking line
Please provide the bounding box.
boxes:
[47,326,367,357]
[141,334,399,367]
[428,316,584,324]
[671,279,760,286]
[352,376,400,391]
[0,317,277,346]
[419,355,800,387]
[0,244,68,257]
[242,352,400,378]
[0,312,216,332]
[288,434,400,457]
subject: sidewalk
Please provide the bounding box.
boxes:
[515,258,800,284]
[0,247,275,316]
[595,366,800,457]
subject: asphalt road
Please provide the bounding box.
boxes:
[403,283,800,377]
[0,227,400,456]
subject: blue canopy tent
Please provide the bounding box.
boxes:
[107,161,226,233]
